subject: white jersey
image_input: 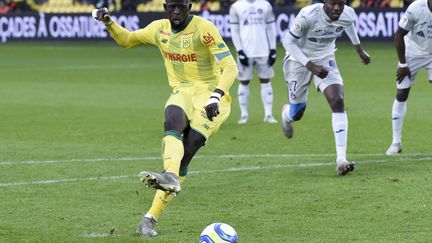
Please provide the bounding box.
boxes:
[283,4,359,62]
[229,0,276,57]
[399,0,432,57]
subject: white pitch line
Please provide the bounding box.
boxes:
[2,152,432,165]
[1,157,431,187]
[79,232,112,238]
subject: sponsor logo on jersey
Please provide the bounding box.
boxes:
[203,32,215,46]
[160,30,171,36]
[161,38,168,44]
[163,51,197,62]
[323,27,335,35]
[200,111,208,119]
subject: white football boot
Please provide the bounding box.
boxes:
[385,143,402,155]
[281,104,294,138]
[263,115,278,124]
[238,115,248,124]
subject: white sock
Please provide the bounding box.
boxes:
[332,112,348,163]
[282,104,293,121]
[237,83,249,118]
[391,99,407,144]
[145,213,156,220]
[260,82,274,117]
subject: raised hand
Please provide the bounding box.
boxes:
[92,7,112,24]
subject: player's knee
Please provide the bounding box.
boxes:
[164,106,187,131]
[290,103,306,121]
[396,88,410,102]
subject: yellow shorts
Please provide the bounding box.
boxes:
[165,86,231,140]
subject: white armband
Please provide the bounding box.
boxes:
[398,62,408,68]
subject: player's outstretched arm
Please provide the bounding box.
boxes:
[92,8,146,48]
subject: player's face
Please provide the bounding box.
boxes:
[323,0,345,21]
[164,0,191,28]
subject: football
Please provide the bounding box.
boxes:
[199,223,238,243]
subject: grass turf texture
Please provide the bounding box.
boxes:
[0,42,431,242]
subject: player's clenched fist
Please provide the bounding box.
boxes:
[92,7,112,25]
[204,90,224,121]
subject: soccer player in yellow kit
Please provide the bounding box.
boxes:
[92,0,238,237]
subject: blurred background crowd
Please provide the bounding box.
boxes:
[0,0,414,14]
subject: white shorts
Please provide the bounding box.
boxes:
[282,54,343,104]
[237,56,274,81]
[396,55,432,89]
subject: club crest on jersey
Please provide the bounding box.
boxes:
[336,26,343,32]
[182,38,191,48]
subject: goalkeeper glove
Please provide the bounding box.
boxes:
[267,49,276,66]
[92,7,113,25]
[205,89,224,121]
[237,50,248,66]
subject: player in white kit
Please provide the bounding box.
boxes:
[281,0,370,175]
[229,0,278,124]
[386,0,432,155]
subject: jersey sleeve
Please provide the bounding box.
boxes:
[265,3,275,24]
[265,2,276,50]
[200,21,237,94]
[289,8,310,39]
[398,6,416,31]
[229,3,242,51]
[106,20,160,48]
[228,3,239,24]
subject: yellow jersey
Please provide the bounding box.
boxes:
[106,15,237,94]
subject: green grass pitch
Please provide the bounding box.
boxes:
[1,41,431,242]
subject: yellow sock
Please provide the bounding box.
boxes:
[162,133,184,176]
[147,176,186,220]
